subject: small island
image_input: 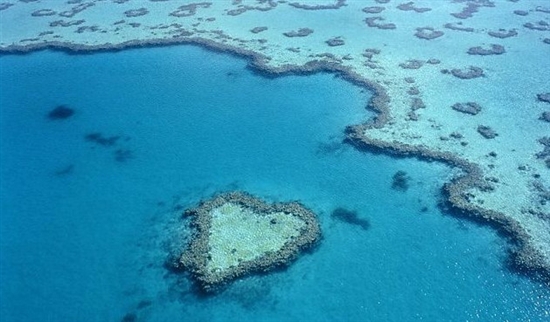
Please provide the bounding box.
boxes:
[179,191,321,292]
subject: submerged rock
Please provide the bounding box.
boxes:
[180,191,321,292]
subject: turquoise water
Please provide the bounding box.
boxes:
[0,46,548,321]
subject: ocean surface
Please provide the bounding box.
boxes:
[0,45,549,322]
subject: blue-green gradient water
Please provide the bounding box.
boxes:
[1,46,548,321]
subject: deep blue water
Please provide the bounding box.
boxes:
[1,46,549,321]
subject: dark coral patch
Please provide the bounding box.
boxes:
[0,3,14,11]
[488,29,517,39]
[444,22,474,32]
[451,102,482,115]
[326,37,345,46]
[451,0,494,19]
[288,0,346,10]
[124,8,149,17]
[283,28,314,37]
[467,44,505,55]
[415,27,444,40]
[397,2,431,13]
[537,93,550,104]
[31,9,57,17]
[170,2,212,17]
[450,66,484,79]
[365,17,396,30]
[85,132,121,147]
[399,59,424,69]
[524,21,550,31]
[362,6,385,14]
[250,26,268,34]
[477,125,498,139]
[391,170,410,191]
[114,149,134,162]
[331,207,370,230]
[47,105,75,120]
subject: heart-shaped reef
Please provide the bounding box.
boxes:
[180,191,321,292]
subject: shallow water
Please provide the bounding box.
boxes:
[0,45,548,322]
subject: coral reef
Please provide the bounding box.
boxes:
[326,37,345,46]
[288,0,346,10]
[444,22,474,32]
[477,125,498,139]
[59,2,94,18]
[415,27,444,40]
[397,2,431,13]
[467,44,505,55]
[331,207,370,230]
[449,66,484,79]
[283,28,314,37]
[47,105,75,120]
[537,93,550,104]
[488,29,518,39]
[84,132,121,147]
[250,26,268,34]
[170,2,211,17]
[362,6,385,14]
[365,17,396,30]
[124,8,149,18]
[451,102,482,115]
[31,9,57,17]
[524,21,550,31]
[399,59,424,69]
[451,0,494,19]
[391,170,410,191]
[0,3,14,11]
[179,191,321,292]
